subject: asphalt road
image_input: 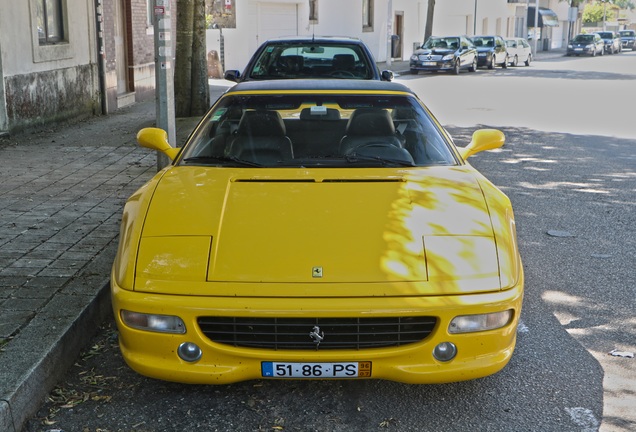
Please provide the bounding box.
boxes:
[25,52,636,432]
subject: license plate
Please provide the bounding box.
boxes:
[422,61,436,66]
[575,48,583,51]
[262,361,372,378]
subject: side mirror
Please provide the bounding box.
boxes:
[381,70,394,81]
[136,127,180,161]
[458,129,505,160]
[224,70,241,83]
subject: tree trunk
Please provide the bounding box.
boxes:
[175,0,209,117]
[424,0,435,44]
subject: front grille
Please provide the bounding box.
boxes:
[417,54,442,61]
[197,316,437,350]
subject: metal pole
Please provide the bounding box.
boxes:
[386,0,392,67]
[153,0,176,171]
[533,0,540,55]
[603,1,607,31]
[474,0,478,35]
[525,0,530,41]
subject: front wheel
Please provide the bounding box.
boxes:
[452,59,460,75]
[512,55,519,67]
[501,56,508,69]
[468,57,477,72]
[525,54,532,66]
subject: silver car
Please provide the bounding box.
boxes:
[505,38,532,66]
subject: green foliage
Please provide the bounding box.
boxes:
[582,2,616,23]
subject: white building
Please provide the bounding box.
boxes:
[206,0,431,73]
[206,0,574,76]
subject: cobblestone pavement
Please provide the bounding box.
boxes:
[0,99,200,432]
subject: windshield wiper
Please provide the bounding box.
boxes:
[182,155,262,167]
[344,154,415,167]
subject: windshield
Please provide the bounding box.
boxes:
[247,43,374,80]
[573,35,595,42]
[423,37,459,50]
[471,36,495,48]
[619,31,635,37]
[179,93,458,168]
[596,32,612,39]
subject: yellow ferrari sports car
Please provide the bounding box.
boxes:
[111,79,523,384]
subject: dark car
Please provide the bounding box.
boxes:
[618,30,635,50]
[596,31,622,54]
[470,35,508,69]
[409,36,477,75]
[567,33,605,57]
[224,36,393,82]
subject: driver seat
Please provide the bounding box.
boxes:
[339,108,403,155]
[332,54,355,72]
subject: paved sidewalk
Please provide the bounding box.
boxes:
[0,51,564,432]
[0,100,201,432]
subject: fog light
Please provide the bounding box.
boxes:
[178,342,202,362]
[433,342,457,362]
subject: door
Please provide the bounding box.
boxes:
[393,12,403,59]
[257,3,298,45]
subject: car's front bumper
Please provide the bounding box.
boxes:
[111,277,524,385]
[567,47,595,55]
[409,60,455,72]
[476,53,491,66]
[621,40,635,49]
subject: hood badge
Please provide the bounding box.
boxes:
[312,266,323,278]
[309,326,324,345]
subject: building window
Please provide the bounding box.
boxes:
[363,0,373,32]
[37,0,66,45]
[309,0,319,23]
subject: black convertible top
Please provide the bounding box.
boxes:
[225,79,416,95]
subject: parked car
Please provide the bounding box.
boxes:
[113,79,524,385]
[224,36,393,82]
[505,37,532,66]
[470,35,508,69]
[618,30,635,50]
[596,31,622,54]
[410,35,477,75]
[567,33,605,57]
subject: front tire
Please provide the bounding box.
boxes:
[453,59,460,75]
[468,57,477,72]
[487,55,494,70]
[525,54,532,66]
[501,56,508,69]
[512,55,519,67]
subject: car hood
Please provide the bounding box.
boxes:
[135,167,504,295]
[413,48,454,56]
